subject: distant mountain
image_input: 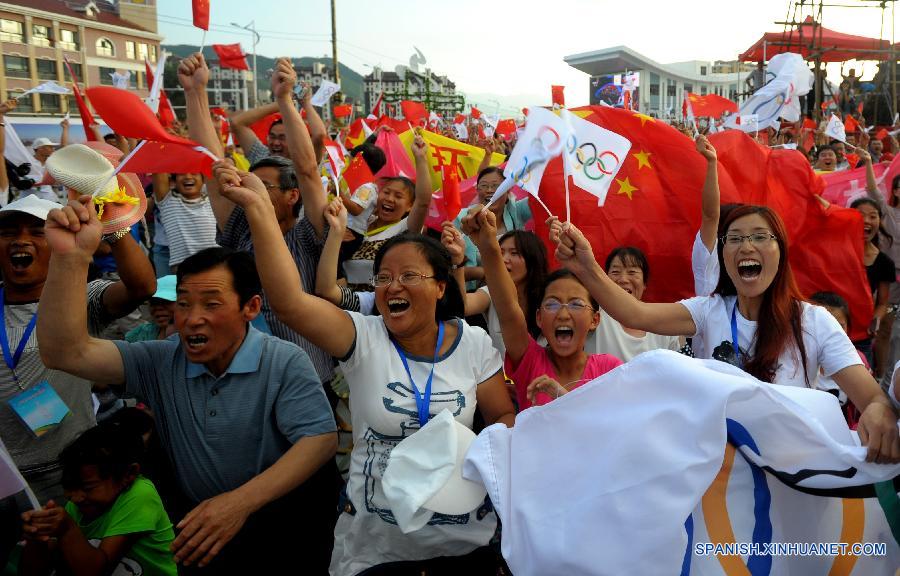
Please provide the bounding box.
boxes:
[162,44,365,105]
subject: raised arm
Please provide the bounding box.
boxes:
[273,59,325,237]
[59,116,69,147]
[476,139,495,175]
[178,53,232,230]
[37,198,125,387]
[315,197,351,307]
[100,232,157,319]
[213,162,355,357]
[551,218,697,336]
[407,132,434,234]
[465,207,530,364]
[832,364,900,463]
[230,102,279,159]
[696,135,720,252]
[441,220,490,315]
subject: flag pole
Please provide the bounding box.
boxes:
[200,30,207,53]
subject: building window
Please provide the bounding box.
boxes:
[0,19,24,43]
[138,43,149,62]
[667,81,676,97]
[99,66,117,86]
[126,41,135,60]
[684,83,693,93]
[96,37,115,57]
[135,71,144,89]
[39,94,61,112]
[64,62,83,82]
[36,59,56,80]
[32,24,51,47]
[700,86,708,95]
[59,29,79,50]
[149,45,157,62]
[649,84,660,96]
[8,91,31,112]
[700,66,707,76]
[3,55,29,78]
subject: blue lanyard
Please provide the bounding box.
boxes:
[391,322,445,428]
[730,303,742,368]
[0,288,37,387]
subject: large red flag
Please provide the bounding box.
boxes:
[86,86,195,146]
[401,100,427,126]
[529,106,871,341]
[144,60,176,129]
[211,44,249,71]
[685,93,738,118]
[121,141,214,176]
[63,58,97,141]
[551,85,565,107]
[192,0,209,30]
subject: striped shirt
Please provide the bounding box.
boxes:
[0,280,112,476]
[158,190,218,267]
[219,208,334,383]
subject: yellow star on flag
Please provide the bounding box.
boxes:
[616,177,638,200]
[633,150,652,170]
[633,113,655,126]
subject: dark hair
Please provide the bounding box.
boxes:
[715,205,808,385]
[542,269,597,310]
[499,230,548,338]
[809,291,851,331]
[268,118,284,134]
[816,144,835,158]
[350,141,386,174]
[849,197,893,247]
[177,247,261,307]
[891,175,900,208]
[477,166,504,184]
[250,156,302,217]
[379,176,415,203]
[61,422,143,490]
[372,233,463,321]
[828,139,845,148]
[604,246,650,285]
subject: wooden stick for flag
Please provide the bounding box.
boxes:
[200,30,207,53]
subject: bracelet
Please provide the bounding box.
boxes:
[102,226,131,245]
[450,262,465,271]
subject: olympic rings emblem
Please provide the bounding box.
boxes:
[574,142,621,181]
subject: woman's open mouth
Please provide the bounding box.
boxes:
[738,259,762,281]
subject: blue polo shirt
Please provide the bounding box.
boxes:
[113,325,336,504]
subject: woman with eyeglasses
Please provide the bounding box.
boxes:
[454,166,532,290]
[210,157,517,575]
[543,137,900,464]
[462,206,622,410]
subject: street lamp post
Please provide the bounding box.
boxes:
[231,20,260,107]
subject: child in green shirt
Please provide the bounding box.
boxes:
[19,423,177,576]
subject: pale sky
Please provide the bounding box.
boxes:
[156,0,897,114]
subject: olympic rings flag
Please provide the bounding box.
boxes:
[560,109,632,207]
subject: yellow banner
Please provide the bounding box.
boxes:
[398,130,506,190]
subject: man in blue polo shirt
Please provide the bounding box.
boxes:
[36,198,338,574]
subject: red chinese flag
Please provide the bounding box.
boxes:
[144,61,176,129]
[121,142,214,176]
[551,85,565,107]
[376,115,412,135]
[687,93,738,118]
[333,104,353,118]
[400,100,427,126]
[876,128,889,141]
[64,59,97,141]
[495,119,517,140]
[192,0,209,30]
[441,164,462,221]
[802,117,817,130]
[844,115,861,134]
[530,106,871,340]
[470,107,482,120]
[342,153,375,193]
[250,113,280,145]
[86,86,195,146]
[211,44,249,71]
[453,114,466,125]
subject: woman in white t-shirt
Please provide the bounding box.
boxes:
[212,161,517,576]
[546,137,900,464]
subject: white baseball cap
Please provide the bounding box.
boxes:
[31,137,59,149]
[0,195,63,221]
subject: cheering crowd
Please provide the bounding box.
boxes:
[0,51,897,575]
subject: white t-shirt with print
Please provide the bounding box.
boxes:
[690,231,720,358]
[346,182,378,235]
[679,294,861,387]
[477,286,505,357]
[330,312,502,576]
[585,313,681,362]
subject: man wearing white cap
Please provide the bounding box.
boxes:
[20,117,69,202]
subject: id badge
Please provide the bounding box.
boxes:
[8,381,70,436]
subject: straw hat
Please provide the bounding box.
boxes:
[44,143,145,237]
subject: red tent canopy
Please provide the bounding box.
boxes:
[739,16,894,62]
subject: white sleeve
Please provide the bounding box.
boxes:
[466,324,503,384]
[358,291,376,316]
[811,305,864,377]
[677,296,713,338]
[888,360,900,410]
[691,231,719,296]
[339,311,380,371]
[350,183,377,209]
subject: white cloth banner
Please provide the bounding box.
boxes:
[18,81,70,98]
[560,108,631,206]
[110,71,131,90]
[825,113,848,144]
[464,350,900,576]
[496,106,565,199]
[311,80,341,107]
[725,53,813,131]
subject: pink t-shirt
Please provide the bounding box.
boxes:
[507,336,623,409]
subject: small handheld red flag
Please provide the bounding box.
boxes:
[333,104,353,119]
[844,115,860,134]
[86,86,195,146]
[144,60,176,129]
[122,142,214,176]
[470,107,482,120]
[64,58,97,141]
[400,100,427,126]
[441,164,462,221]
[211,44,249,71]
[551,85,565,107]
[192,0,209,30]
[342,154,375,193]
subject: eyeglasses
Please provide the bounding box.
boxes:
[371,271,436,288]
[541,299,593,314]
[720,232,777,247]
[476,183,501,193]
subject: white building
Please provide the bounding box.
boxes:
[297,62,338,122]
[364,65,463,119]
[206,60,252,112]
[565,46,756,119]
